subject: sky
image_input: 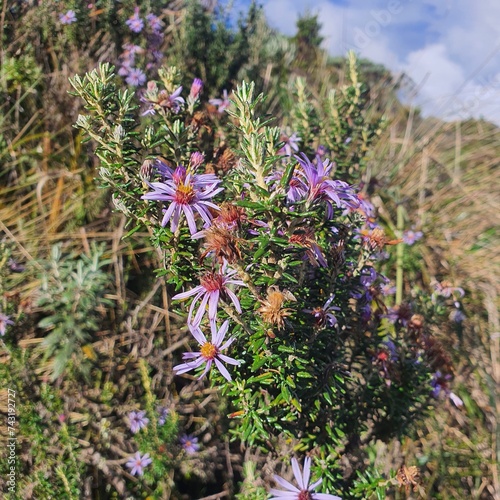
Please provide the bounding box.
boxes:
[239,0,500,125]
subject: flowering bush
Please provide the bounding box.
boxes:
[69,57,461,497]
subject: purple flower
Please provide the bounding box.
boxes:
[172,262,244,324]
[123,43,143,56]
[126,452,152,476]
[305,296,340,328]
[126,68,146,87]
[128,410,149,434]
[59,10,77,25]
[432,281,465,299]
[209,89,230,113]
[316,144,328,157]
[384,305,411,326]
[146,13,162,32]
[0,313,14,336]
[190,151,205,169]
[270,457,341,500]
[180,434,199,454]
[189,78,204,100]
[294,154,359,217]
[278,132,301,157]
[162,86,185,113]
[449,307,465,323]
[8,258,25,273]
[157,406,169,425]
[402,229,423,245]
[126,8,144,33]
[359,266,377,287]
[173,320,240,382]
[380,282,396,296]
[430,371,463,407]
[141,165,223,236]
[118,63,132,77]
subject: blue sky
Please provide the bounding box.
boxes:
[237,0,500,125]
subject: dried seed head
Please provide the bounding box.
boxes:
[200,226,242,264]
[396,465,420,492]
[258,287,295,330]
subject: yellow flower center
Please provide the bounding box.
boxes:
[200,342,218,360]
[175,183,195,205]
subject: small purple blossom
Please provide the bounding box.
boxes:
[128,410,149,434]
[157,406,169,425]
[359,266,377,287]
[190,151,205,169]
[8,258,25,273]
[430,371,463,407]
[381,282,396,296]
[189,78,204,100]
[59,10,77,25]
[209,89,230,113]
[305,296,340,328]
[163,86,185,113]
[173,320,240,382]
[126,68,146,87]
[180,434,199,454]
[432,281,465,299]
[126,8,144,33]
[316,144,328,157]
[384,305,411,326]
[146,13,162,32]
[126,452,153,476]
[118,63,132,77]
[294,153,359,216]
[0,313,14,336]
[172,262,244,324]
[141,164,223,235]
[278,132,301,157]
[270,457,341,500]
[449,307,465,323]
[402,229,423,245]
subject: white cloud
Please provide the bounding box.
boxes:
[261,0,500,125]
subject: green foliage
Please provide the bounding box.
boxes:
[35,243,112,380]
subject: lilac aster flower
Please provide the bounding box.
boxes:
[190,151,205,169]
[142,166,223,236]
[0,313,14,336]
[380,282,396,296]
[172,262,244,324]
[270,457,341,500]
[160,86,185,113]
[180,434,199,454]
[59,10,77,25]
[126,8,144,33]
[126,452,153,476]
[126,68,146,87]
[8,258,25,273]
[128,410,149,434]
[173,320,240,382]
[157,406,169,425]
[360,266,377,287]
[316,144,328,157]
[294,153,359,216]
[118,63,132,77]
[209,89,231,113]
[305,296,340,328]
[146,13,162,32]
[278,132,301,156]
[449,307,465,323]
[402,229,423,245]
[189,78,204,100]
[430,371,463,407]
[432,281,465,299]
